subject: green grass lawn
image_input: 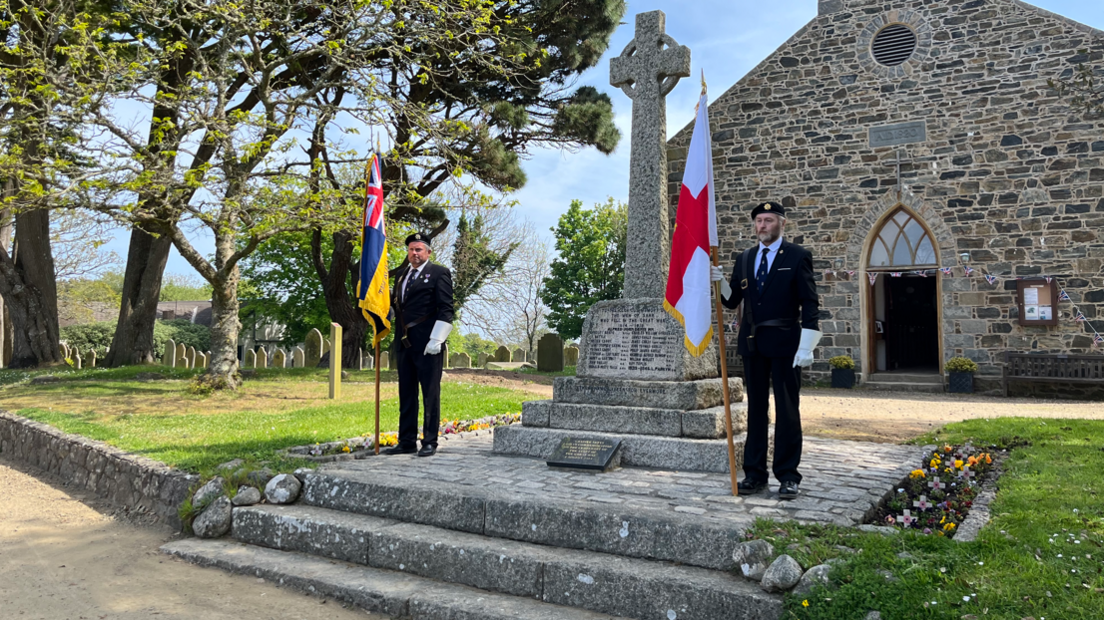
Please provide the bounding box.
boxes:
[764,417,1104,619]
[1,366,539,474]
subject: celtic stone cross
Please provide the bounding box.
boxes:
[610,11,691,300]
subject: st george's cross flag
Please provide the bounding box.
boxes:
[356,151,392,347]
[664,86,717,356]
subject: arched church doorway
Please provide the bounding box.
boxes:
[865,207,941,373]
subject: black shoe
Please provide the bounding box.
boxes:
[417,444,437,457]
[382,445,417,455]
[737,478,768,494]
[778,481,800,500]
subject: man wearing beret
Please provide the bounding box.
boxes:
[710,202,821,499]
[384,232,455,457]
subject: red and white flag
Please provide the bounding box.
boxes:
[664,86,717,357]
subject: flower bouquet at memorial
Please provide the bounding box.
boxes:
[441,412,521,436]
[872,443,995,538]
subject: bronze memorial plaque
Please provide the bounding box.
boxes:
[547,437,622,471]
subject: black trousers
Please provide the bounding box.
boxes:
[396,339,443,448]
[742,353,803,484]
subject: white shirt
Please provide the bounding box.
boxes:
[757,237,784,275]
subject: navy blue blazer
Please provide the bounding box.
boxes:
[721,240,820,358]
[391,262,455,346]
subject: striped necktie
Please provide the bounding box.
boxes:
[756,248,769,293]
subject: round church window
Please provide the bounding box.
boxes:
[871,24,918,67]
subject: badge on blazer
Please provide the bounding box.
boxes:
[741,278,748,290]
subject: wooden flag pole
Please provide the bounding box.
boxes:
[374,342,381,455]
[711,247,739,496]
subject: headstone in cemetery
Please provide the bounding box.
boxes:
[187,346,197,369]
[442,343,450,368]
[293,346,305,368]
[494,346,511,363]
[357,348,365,371]
[451,352,471,369]
[197,352,208,368]
[73,351,82,369]
[59,343,70,360]
[512,347,526,363]
[537,333,565,372]
[379,351,390,371]
[329,323,342,399]
[564,345,580,366]
[256,346,268,369]
[322,338,331,356]
[244,349,257,368]
[493,12,738,473]
[477,352,489,368]
[364,351,374,370]
[176,343,187,367]
[163,339,177,367]
[88,349,97,368]
[305,329,323,368]
[273,348,286,368]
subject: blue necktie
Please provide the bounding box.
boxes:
[756,248,769,293]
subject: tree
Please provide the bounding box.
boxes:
[541,198,626,340]
[450,211,518,314]
[1049,49,1103,117]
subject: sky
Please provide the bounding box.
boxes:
[97,0,1102,280]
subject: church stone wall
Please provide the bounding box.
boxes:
[668,0,1104,384]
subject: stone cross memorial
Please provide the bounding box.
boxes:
[493,11,747,474]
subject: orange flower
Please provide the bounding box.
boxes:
[944,445,953,453]
[967,456,978,466]
[985,454,992,464]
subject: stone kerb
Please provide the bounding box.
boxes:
[0,411,198,528]
[305,329,323,368]
[163,339,177,367]
[537,333,564,372]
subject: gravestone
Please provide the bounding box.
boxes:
[564,345,580,366]
[244,349,257,368]
[357,348,365,371]
[451,352,471,368]
[256,346,267,369]
[305,329,323,368]
[187,346,197,369]
[59,343,70,360]
[176,343,187,367]
[477,352,488,368]
[537,333,565,372]
[363,351,374,370]
[293,346,305,368]
[163,339,177,367]
[88,349,97,368]
[197,352,208,369]
[322,338,331,356]
[512,348,526,363]
[73,351,82,369]
[273,348,286,368]
[379,351,390,370]
[442,343,450,368]
[492,12,744,474]
[494,346,511,363]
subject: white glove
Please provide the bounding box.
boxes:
[424,320,452,355]
[793,328,822,368]
[710,265,732,300]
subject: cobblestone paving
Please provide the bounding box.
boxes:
[323,429,929,528]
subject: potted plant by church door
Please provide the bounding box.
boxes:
[945,357,979,394]
[829,356,856,389]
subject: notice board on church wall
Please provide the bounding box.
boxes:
[1016,279,1058,326]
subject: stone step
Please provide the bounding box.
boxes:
[231,504,782,620]
[863,380,944,393]
[493,425,766,473]
[298,468,753,571]
[522,400,747,439]
[864,373,943,385]
[161,538,620,620]
[553,376,742,409]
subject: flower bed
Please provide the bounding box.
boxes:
[869,443,998,538]
[283,412,521,462]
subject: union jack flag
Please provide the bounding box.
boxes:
[915,270,928,278]
[890,272,902,278]
[1044,277,1053,284]
[985,274,998,285]
[1059,290,1071,302]
[941,267,954,277]
[1075,312,1087,322]
[1094,334,1104,347]
[868,272,878,286]
[846,270,856,277]
[964,266,975,276]
[356,151,392,347]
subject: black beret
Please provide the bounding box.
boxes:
[750,201,785,219]
[405,232,431,247]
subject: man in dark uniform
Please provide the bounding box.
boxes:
[710,202,821,499]
[384,232,454,457]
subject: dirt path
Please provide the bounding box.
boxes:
[0,457,376,620]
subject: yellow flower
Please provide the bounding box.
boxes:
[954,459,963,469]
[910,469,926,479]
[943,522,956,531]
[342,445,351,453]
[937,531,945,537]
[940,516,946,524]
[930,458,941,468]
[802,599,809,608]
[945,467,954,474]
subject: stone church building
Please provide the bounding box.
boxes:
[668,0,1104,393]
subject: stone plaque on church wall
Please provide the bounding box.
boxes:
[576,298,718,382]
[868,120,926,148]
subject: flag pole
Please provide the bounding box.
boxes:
[374,341,381,455]
[711,247,739,496]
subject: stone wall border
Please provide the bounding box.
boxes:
[0,410,198,528]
